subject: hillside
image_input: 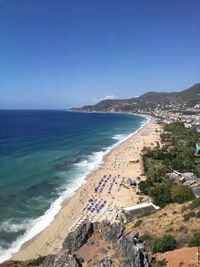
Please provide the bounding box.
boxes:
[71,83,200,113]
[125,203,200,249]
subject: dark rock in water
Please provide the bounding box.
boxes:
[63,220,93,250]
[42,251,83,267]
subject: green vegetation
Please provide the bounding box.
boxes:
[195,210,200,218]
[161,123,200,174]
[147,181,195,207]
[194,158,200,177]
[139,123,199,207]
[189,197,200,209]
[182,198,200,220]
[183,211,196,221]
[151,259,167,267]
[124,212,134,223]
[140,232,153,242]
[176,225,187,233]
[188,232,200,247]
[149,181,172,207]
[170,184,195,204]
[151,235,177,254]
[28,256,46,266]
[134,219,143,227]
[137,210,155,218]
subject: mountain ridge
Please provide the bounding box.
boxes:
[71,83,200,113]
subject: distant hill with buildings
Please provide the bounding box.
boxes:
[71,83,200,113]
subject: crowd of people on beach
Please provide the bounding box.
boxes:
[69,174,136,232]
[68,122,161,233]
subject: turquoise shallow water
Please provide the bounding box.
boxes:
[0,110,146,261]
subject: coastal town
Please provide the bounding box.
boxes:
[139,105,200,130]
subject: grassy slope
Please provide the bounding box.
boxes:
[125,202,200,250]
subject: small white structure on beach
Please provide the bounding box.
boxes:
[122,202,160,216]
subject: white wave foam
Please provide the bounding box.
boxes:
[0,220,29,233]
[0,194,65,262]
[0,114,149,263]
[112,134,128,141]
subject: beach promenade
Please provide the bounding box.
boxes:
[12,116,162,261]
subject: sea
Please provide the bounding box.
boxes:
[0,110,147,262]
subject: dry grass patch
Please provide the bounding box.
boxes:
[125,203,200,248]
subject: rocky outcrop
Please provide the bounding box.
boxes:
[94,220,125,243]
[116,232,148,267]
[0,220,150,267]
[63,220,93,250]
[0,256,46,267]
[41,219,150,267]
[42,251,83,267]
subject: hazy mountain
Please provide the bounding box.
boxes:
[71,83,200,112]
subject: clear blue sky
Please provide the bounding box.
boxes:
[0,0,200,109]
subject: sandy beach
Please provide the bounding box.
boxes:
[12,116,162,261]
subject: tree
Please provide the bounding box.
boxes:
[151,235,177,254]
[138,180,150,195]
[149,181,172,207]
[171,184,195,204]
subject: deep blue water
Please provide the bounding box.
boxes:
[0,110,146,260]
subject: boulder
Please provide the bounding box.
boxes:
[63,220,93,250]
[87,256,113,267]
[94,220,124,243]
[99,257,113,267]
[115,233,150,267]
[42,251,83,267]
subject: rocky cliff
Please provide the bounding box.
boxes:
[43,220,150,267]
[1,220,151,267]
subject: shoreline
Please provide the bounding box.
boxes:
[5,114,161,262]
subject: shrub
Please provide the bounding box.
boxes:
[28,256,46,266]
[138,211,155,218]
[171,184,195,204]
[150,182,172,207]
[166,228,174,233]
[138,180,150,195]
[181,205,188,213]
[177,225,187,233]
[188,232,200,247]
[190,198,200,209]
[195,210,200,218]
[152,259,167,267]
[134,219,143,227]
[151,235,176,254]
[183,211,195,221]
[124,212,133,222]
[140,232,153,242]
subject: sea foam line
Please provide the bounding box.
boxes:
[0,114,149,263]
